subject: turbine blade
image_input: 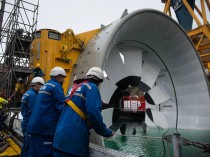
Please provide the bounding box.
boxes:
[147,84,170,105]
[141,60,160,88]
[146,108,168,129]
[105,47,128,84]
[100,78,117,104]
[120,123,127,135]
[146,108,153,122]
[101,108,114,128]
[124,47,142,77]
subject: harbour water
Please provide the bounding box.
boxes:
[105,121,210,157]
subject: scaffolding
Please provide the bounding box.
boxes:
[0,0,39,107]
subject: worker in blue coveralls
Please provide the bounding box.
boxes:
[53,67,114,157]
[20,77,45,157]
[27,67,66,157]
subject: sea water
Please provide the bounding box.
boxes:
[104,121,210,157]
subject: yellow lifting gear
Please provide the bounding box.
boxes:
[66,99,87,121]
[0,97,8,109]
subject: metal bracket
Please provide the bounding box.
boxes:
[164,133,191,157]
[165,133,190,146]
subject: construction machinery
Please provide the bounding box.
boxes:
[162,0,210,71]
[29,9,210,156]
[0,0,38,156]
[0,0,39,106]
[0,0,210,156]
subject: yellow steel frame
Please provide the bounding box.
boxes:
[0,132,21,156]
[163,0,210,69]
[30,28,100,93]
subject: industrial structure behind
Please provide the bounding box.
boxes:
[0,0,210,156]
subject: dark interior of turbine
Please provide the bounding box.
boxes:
[108,76,145,124]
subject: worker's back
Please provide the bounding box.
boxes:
[27,78,65,135]
[53,81,112,156]
[21,88,37,132]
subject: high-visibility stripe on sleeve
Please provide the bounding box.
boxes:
[83,83,91,89]
[45,83,55,87]
[73,93,85,100]
[24,93,29,97]
[38,91,52,95]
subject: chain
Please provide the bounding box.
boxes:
[188,140,210,153]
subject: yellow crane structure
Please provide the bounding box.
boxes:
[162,0,210,71]
[30,28,100,93]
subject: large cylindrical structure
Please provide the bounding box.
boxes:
[71,9,210,130]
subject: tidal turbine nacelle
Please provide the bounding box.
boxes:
[72,9,210,131]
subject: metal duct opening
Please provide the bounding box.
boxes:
[72,9,210,130]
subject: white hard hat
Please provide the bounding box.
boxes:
[86,67,104,80]
[50,67,67,77]
[31,77,45,85]
[18,77,23,81]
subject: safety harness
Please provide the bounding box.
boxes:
[65,81,90,124]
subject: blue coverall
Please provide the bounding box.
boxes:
[53,81,112,157]
[33,67,44,77]
[27,78,65,157]
[20,88,38,157]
